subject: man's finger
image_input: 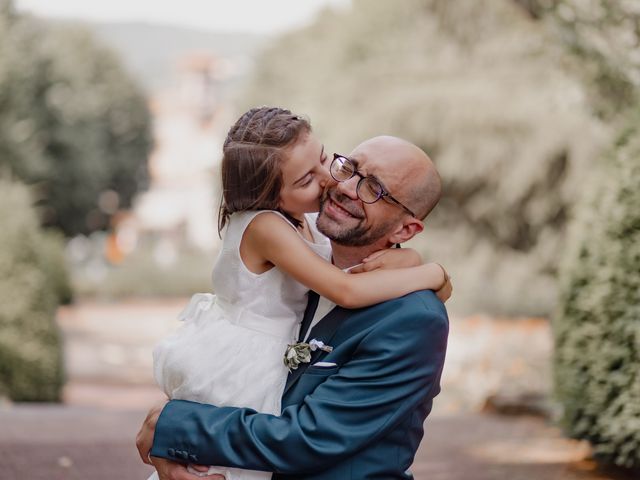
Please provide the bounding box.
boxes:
[152,457,196,480]
[189,464,210,473]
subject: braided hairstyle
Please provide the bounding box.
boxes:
[218,106,312,233]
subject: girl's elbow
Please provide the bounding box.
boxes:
[334,284,367,309]
[324,282,356,309]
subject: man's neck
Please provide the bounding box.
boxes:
[330,241,390,270]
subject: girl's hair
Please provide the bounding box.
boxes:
[218,106,311,233]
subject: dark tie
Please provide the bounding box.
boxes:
[298,291,320,342]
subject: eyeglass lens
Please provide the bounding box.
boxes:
[331,156,384,203]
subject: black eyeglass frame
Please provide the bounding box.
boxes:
[330,154,417,218]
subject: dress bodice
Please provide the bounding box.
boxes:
[211,210,331,340]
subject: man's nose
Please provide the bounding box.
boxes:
[336,175,359,200]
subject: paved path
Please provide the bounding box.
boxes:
[1,405,635,480]
[1,300,636,479]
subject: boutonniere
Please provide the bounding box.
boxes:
[284,339,333,371]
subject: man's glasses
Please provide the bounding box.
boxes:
[330,154,417,218]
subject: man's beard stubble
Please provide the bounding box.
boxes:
[316,190,395,247]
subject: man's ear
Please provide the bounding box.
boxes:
[388,218,424,244]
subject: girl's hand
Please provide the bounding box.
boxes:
[434,265,453,303]
[349,248,422,273]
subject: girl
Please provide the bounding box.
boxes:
[151,107,449,480]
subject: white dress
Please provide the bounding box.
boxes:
[150,210,331,480]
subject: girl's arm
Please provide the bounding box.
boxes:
[243,213,445,309]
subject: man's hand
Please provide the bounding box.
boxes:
[151,457,225,480]
[136,400,167,465]
[349,248,422,273]
[137,401,225,480]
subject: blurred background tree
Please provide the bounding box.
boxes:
[529,0,640,469]
[0,178,68,401]
[241,0,610,316]
[0,0,152,237]
[0,0,151,401]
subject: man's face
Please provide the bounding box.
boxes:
[317,143,410,247]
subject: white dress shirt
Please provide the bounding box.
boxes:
[303,263,362,341]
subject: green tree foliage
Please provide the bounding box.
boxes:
[532,0,640,469]
[0,178,67,401]
[553,115,640,468]
[241,0,608,315]
[515,0,640,118]
[0,1,152,236]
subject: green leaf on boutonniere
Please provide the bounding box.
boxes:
[283,338,333,371]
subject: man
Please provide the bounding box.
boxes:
[137,136,451,479]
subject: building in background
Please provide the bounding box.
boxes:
[113,53,234,265]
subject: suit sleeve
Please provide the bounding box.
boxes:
[150,304,448,474]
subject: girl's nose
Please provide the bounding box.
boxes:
[317,164,331,188]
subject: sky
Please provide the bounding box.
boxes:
[15,0,352,34]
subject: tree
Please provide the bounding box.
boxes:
[241,0,607,315]
[0,2,152,236]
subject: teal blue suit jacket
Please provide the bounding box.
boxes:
[151,290,449,479]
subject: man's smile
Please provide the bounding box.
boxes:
[323,192,364,220]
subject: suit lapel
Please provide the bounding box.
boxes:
[283,305,350,396]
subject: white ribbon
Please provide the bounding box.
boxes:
[177,293,216,321]
[309,338,333,353]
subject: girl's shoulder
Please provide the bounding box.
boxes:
[227,209,288,228]
[224,210,297,243]
[231,210,295,230]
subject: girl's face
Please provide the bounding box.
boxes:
[279,132,330,220]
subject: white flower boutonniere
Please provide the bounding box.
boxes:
[284,339,333,371]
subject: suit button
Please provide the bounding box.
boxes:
[167,448,175,457]
[178,450,189,460]
[189,454,198,463]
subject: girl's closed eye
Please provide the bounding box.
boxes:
[300,174,313,188]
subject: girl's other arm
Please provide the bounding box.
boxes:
[351,248,453,302]
[349,248,422,273]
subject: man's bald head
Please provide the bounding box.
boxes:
[350,136,441,220]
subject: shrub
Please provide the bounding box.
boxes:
[553,114,640,468]
[0,178,66,401]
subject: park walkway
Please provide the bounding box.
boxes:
[2,403,635,480]
[0,299,635,479]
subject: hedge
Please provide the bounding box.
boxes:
[0,178,67,401]
[553,114,640,468]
